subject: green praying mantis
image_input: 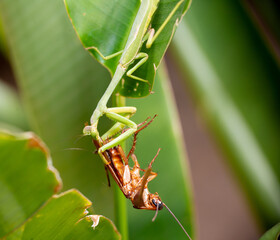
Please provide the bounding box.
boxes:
[65,1,192,237]
[72,0,186,162]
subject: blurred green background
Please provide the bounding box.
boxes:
[0,0,279,239]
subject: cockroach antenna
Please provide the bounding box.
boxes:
[153,202,192,240]
[152,202,160,222]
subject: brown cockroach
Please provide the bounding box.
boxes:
[93,116,192,239]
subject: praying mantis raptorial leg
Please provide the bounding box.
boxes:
[99,112,137,153]
[101,107,136,138]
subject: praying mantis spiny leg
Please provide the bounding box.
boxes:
[99,111,137,153]
[101,107,136,140]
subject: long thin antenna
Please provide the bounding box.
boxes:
[152,202,160,222]
[74,134,87,144]
[63,147,89,152]
[163,203,192,240]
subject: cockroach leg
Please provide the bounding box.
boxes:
[116,145,129,165]
[133,148,161,209]
[130,154,141,179]
[104,165,111,187]
[133,167,153,208]
[149,148,161,168]
[131,152,157,182]
[131,154,140,168]
[127,114,157,159]
[123,164,131,184]
[136,115,151,128]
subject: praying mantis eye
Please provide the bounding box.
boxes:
[152,198,163,210]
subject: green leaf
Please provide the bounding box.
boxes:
[0,0,195,239]
[64,0,191,97]
[17,191,120,240]
[0,131,61,237]
[0,131,120,240]
[259,223,280,240]
[171,0,280,228]
[0,0,115,220]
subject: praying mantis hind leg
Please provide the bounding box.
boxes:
[126,0,184,84]
[126,52,150,84]
[146,0,185,48]
[85,46,123,61]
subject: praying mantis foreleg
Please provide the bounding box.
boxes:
[99,111,137,152]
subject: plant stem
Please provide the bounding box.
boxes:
[112,93,129,240]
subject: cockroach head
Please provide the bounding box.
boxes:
[150,194,163,210]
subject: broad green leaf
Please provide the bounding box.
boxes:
[64,0,191,97]
[14,191,120,240]
[0,81,28,130]
[0,0,195,239]
[260,223,280,240]
[0,131,120,240]
[0,131,61,237]
[0,0,115,220]
[171,0,280,228]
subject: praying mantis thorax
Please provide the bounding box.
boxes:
[120,0,159,67]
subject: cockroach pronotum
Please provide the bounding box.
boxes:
[93,116,192,239]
